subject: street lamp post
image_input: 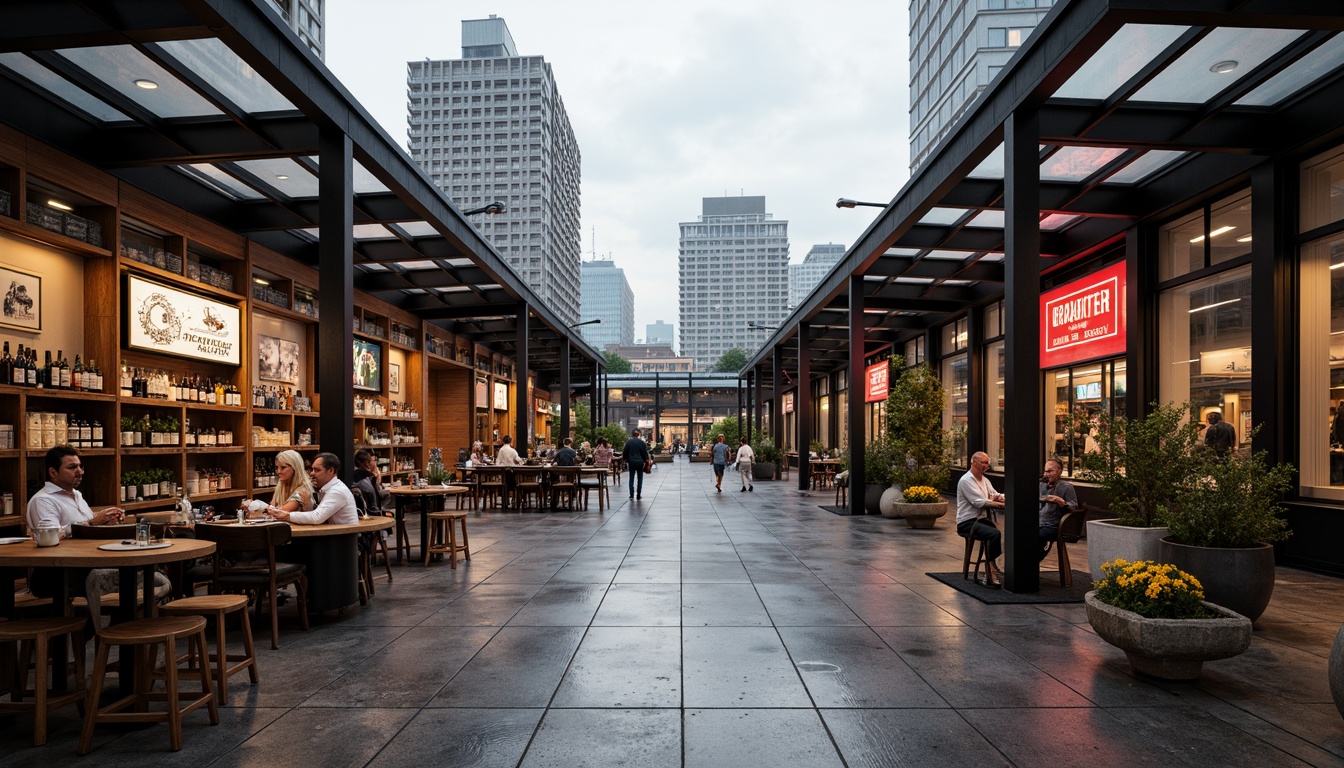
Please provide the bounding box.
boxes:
[835,198,886,209]
[463,200,507,216]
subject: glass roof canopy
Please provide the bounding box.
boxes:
[0,0,598,371]
[752,3,1344,373]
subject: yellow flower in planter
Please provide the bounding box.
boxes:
[902,485,941,503]
[1094,559,1210,619]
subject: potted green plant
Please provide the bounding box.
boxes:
[1157,435,1294,623]
[1077,401,1203,581]
[750,432,781,481]
[863,438,895,514]
[882,363,950,519]
[1086,558,1251,680]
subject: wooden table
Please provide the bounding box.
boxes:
[288,516,395,610]
[388,486,469,565]
[0,538,216,695]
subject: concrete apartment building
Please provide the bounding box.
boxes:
[264,0,324,59]
[678,196,789,371]
[579,258,635,350]
[406,15,582,323]
[909,0,1053,171]
[789,243,846,308]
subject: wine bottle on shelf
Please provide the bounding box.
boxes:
[119,359,131,397]
[0,342,11,386]
[71,354,82,390]
[57,351,69,389]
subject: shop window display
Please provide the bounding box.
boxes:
[1298,146,1344,497]
[1044,359,1126,477]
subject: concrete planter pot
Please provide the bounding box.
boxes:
[1084,591,1251,680]
[894,501,948,529]
[878,484,905,518]
[752,462,777,481]
[1086,519,1169,582]
[864,484,885,515]
[1157,538,1276,623]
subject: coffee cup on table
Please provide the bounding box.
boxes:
[34,524,60,547]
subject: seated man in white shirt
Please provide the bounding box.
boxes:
[271,452,358,526]
[495,435,523,466]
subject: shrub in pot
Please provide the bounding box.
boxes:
[886,362,950,497]
[1077,402,1203,580]
[1159,438,1294,622]
[864,438,896,514]
[750,432,781,481]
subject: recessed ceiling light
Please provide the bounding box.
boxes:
[275,174,288,180]
[1189,225,1236,243]
[133,78,159,90]
[253,277,270,286]
[1236,234,1252,243]
[1210,60,1239,74]
[46,199,73,211]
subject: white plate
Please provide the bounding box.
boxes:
[97,541,173,551]
[0,537,29,545]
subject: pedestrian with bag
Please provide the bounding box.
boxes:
[622,429,651,500]
[735,437,755,492]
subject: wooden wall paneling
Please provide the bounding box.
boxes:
[0,124,28,167]
[428,367,471,460]
[25,139,116,205]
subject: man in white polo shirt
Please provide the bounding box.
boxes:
[271,452,358,526]
[27,445,125,536]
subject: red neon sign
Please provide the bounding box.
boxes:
[865,361,889,403]
[1040,261,1126,368]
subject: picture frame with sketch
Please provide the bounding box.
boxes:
[0,264,40,332]
[258,334,300,384]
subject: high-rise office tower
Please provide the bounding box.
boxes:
[789,244,845,309]
[646,320,674,347]
[909,0,1054,171]
[579,259,634,350]
[678,196,789,371]
[264,0,324,59]
[407,16,582,322]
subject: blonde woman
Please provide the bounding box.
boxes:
[268,449,315,513]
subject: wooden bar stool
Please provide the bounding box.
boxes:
[424,511,471,568]
[159,595,258,705]
[0,617,87,746]
[79,615,219,754]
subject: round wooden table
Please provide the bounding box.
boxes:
[288,517,395,610]
[388,486,469,564]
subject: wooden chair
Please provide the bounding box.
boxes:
[512,468,546,510]
[578,469,609,512]
[548,466,581,510]
[79,615,218,754]
[159,594,258,705]
[476,467,508,509]
[0,617,87,746]
[424,511,471,568]
[350,483,393,603]
[960,510,1000,587]
[194,522,308,650]
[1045,506,1088,587]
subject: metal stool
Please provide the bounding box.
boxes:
[79,616,218,754]
[0,617,87,746]
[160,595,259,705]
[424,511,471,568]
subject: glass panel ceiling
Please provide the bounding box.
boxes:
[1040,213,1081,230]
[353,224,395,240]
[923,250,971,261]
[1237,33,1344,106]
[1053,24,1189,100]
[0,53,128,123]
[1102,150,1186,184]
[395,260,440,270]
[353,161,390,194]
[965,210,1005,228]
[1132,27,1307,104]
[918,207,968,226]
[967,144,1005,179]
[394,221,441,238]
[1041,146,1126,181]
[180,164,264,200]
[157,38,294,113]
[56,45,222,118]
[233,158,319,197]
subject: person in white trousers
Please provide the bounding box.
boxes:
[735,437,755,492]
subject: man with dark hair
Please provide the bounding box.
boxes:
[353,448,389,513]
[496,435,522,466]
[621,429,650,500]
[554,437,578,467]
[272,452,357,525]
[27,445,125,535]
[1038,458,1077,562]
[1204,410,1236,458]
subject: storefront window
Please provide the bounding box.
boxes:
[1300,147,1344,497]
[837,390,849,452]
[986,341,1005,465]
[904,337,925,367]
[942,354,969,467]
[1158,265,1252,451]
[1044,359,1126,476]
[1158,191,1252,282]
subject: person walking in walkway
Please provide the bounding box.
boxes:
[711,434,731,492]
[622,429,651,500]
[735,437,755,492]
[957,451,1005,587]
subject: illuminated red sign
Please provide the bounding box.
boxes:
[865,361,890,403]
[1040,261,1126,368]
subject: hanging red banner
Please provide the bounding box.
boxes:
[865,361,889,403]
[1040,261,1126,368]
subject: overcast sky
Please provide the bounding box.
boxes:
[326,1,911,342]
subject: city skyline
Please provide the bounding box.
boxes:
[325,0,909,335]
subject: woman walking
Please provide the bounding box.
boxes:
[735,437,755,492]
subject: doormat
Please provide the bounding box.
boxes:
[925,571,1093,604]
[820,505,861,516]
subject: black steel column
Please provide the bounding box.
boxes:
[797,322,812,492]
[754,366,763,439]
[848,274,866,515]
[559,338,571,442]
[772,347,784,461]
[1003,108,1042,593]
[654,372,661,446]
[745,369,754,439]
[1250,160,1294,460]
[966,305,986,454]
[317,129,354,483]
[514,305,530,457]
[737,378,744,443]
[1124,225,1154,418]
[687,372,695,447]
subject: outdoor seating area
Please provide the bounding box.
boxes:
[3,457,1342,764]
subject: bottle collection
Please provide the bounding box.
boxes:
[184,467,233,495]
[392,425,418,444]
[26,412,104,450]
[253,456,278,488]
[252,384,305,411]
[183,418,234,447]
[2,342,103,391]
[119,360,242,405]
[354,395,386,417]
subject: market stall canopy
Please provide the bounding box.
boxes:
[0,0,601,372]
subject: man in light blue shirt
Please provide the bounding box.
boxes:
[711,434,731,493]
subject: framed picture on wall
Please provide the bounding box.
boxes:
[389,363,401,394]
[353,339,381,391]
[0,264,41,332]
[258,334,300,384]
